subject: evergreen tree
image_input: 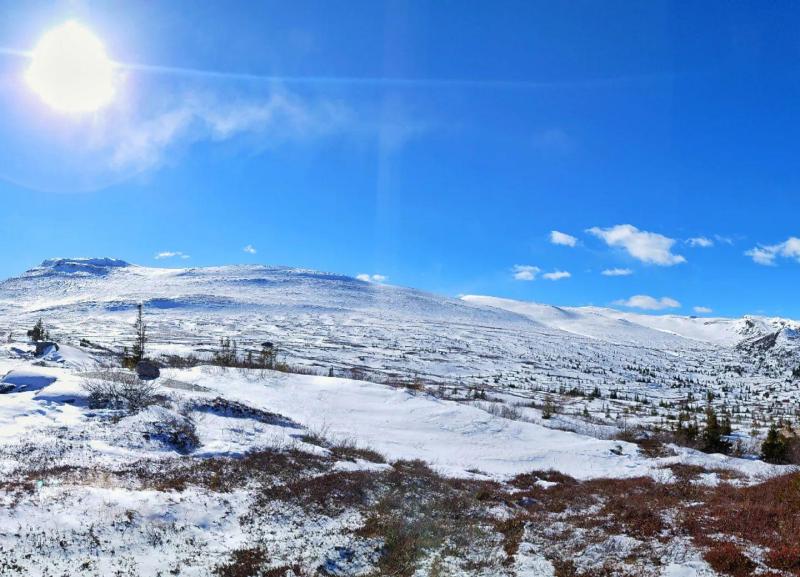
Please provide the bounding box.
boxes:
[27,319,49,342]
[701,407,731,454]
[761,424,788,464]
[258,342,276,369]
[131,304,147,363]
[213,337,238,367]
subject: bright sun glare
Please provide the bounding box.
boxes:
[25,20,116,113]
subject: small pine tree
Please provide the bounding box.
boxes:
[542,398,556,420]
[27,319,49,342]
[721,414,733,436]
[701,407,731,454]
[213,337,238,367]
[131,304,147,364]
[258,342,276,369]
[761,424,788,464]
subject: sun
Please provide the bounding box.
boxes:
[25,21,117,113]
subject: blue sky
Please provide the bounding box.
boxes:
[0,1,798,317]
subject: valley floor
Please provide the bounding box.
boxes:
[0,344,796,577]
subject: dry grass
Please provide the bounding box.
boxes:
[6,414,799,577]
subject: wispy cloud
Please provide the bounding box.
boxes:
[154,251,190,260]
[601,268,633,277]
[533,128,573,154]
[243,244,257,254]
[687,236,713,248]
[745,237,800,266]
[693,306,713,314]
[542,270,571,281]
[512,265,570,281]
[587,224,685,266]
[356,273,387,283]
[613,295,681,311]
[104,90,349,173]
[550,230,577,247]
[512,265,540,281]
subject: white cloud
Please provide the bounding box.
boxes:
[613,295,681,311]
[542,270,571,281]
[550,230,577,247]
[693,306,713,314]
[101,90,350,174]
[512,265,540,281]
[687,237,714,248]
[357,273,387,283]
[601,268,633,277]
[243,245,257,254]
[154,251,190,260]
[533,128,573,153]
[587,224,686,266]
[745,237,800,266]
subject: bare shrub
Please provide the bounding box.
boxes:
[482,401,522,421]
[147,409,200,454]
[329,436,386,464]
[298,426,385,463]
[636,437,676,459]
[158,353,203,369]
[81,368,159,413]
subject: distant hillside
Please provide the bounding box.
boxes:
[0,258,797,387]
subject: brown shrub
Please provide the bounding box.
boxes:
[213,547,305,577]
[703,541,756,577]
[496,516,526,565]
[766,545,800,572]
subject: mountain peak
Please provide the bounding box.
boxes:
[36,257,131,275]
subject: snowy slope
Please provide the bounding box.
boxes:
[462,294,800,349]
[460,295,704,348]
[0,259,795,576]
[1,258,798,396]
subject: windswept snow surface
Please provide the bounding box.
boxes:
[1,259,798,391]
[181,367,779,481]
[0,355,782,483]
[461,295,800,348]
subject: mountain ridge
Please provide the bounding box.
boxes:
[0,258,797,387]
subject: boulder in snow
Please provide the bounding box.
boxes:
[34,341,59,357]
[136,360,161,380]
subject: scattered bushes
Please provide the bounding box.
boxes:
[137,407,200,454]
[541,397,558,420]
[213,338,278,369]
[82,369,159,413]
[482,401,521,421]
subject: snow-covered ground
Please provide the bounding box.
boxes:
[1,258,798,443]
[0,258,797,575]
[0,347,787,576]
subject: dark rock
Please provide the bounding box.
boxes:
[136,360,161,380]
[34,341,59,357]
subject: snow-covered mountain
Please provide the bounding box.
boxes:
[462,294,800,348]
[0,258,798,387]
